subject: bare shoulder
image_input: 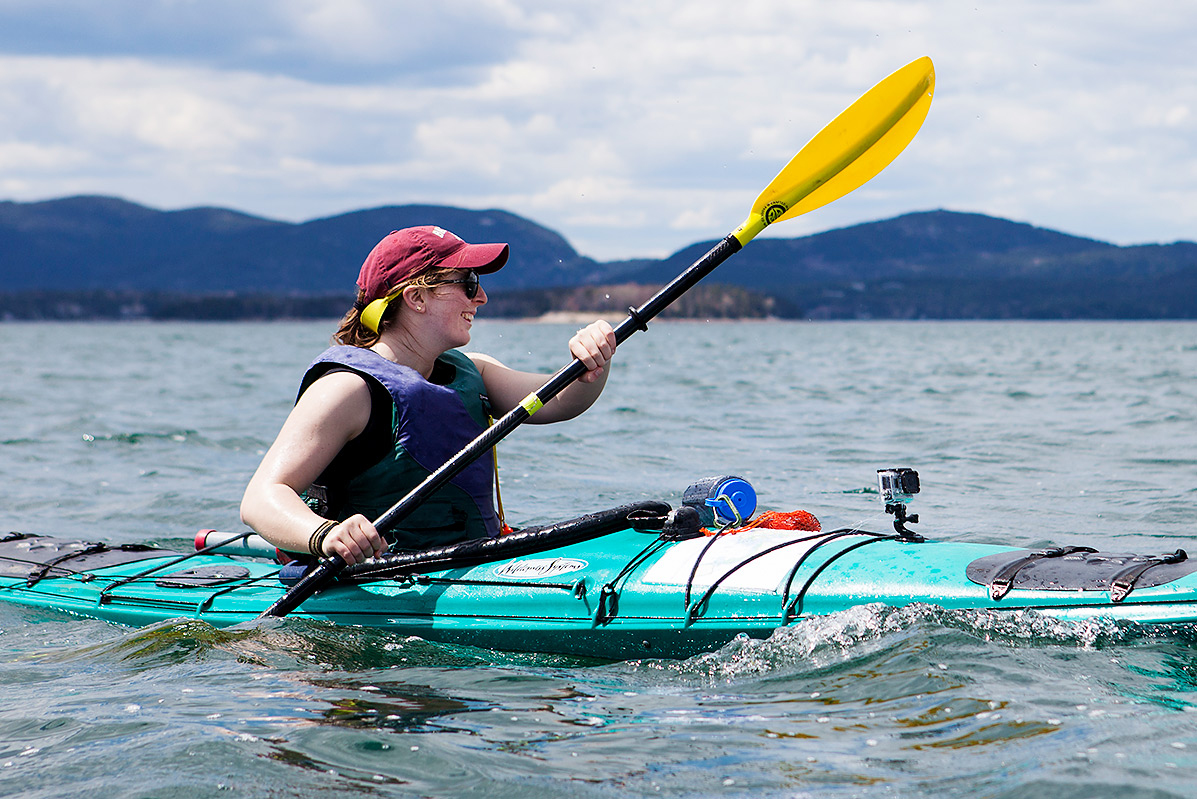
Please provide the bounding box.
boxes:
[465,352,522,384]
[300,368,373,404]
[291,369,373,439]
[464,351,506,372]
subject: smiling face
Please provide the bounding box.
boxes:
[421,271,488,349]
[368,267,492,374]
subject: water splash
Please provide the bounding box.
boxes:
[624,604,1147,686]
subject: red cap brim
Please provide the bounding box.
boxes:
[443,242,509,273]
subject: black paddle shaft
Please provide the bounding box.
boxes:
[260,234,743,618]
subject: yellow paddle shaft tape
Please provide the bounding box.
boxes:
[519,393,544,416]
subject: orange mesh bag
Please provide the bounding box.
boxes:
[706,509,821,535]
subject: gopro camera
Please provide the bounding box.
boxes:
[877,468,922,540]
[877,468,920,505]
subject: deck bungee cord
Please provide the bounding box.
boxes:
[0,532,282,620]
[0,533,185,589]
[593,537,673,627]
[780,530,912,623]
[96,531,261,595]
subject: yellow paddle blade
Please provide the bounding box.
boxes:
[732,56,935,246]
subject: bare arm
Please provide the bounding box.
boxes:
[469,319,617,424]
[239,371,386,565]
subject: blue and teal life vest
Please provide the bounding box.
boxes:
[299,346,498,550]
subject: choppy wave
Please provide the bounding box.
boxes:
[624,604,1139,684]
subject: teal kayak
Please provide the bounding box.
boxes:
[2,479,1195,660]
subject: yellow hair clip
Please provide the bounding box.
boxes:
[360,289,402,333]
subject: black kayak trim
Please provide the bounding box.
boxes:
[0,533,181,586]
[967,547,1195,601]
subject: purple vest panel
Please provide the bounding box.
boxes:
[304,346,498,538]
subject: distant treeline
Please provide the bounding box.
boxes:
[0,290,353,321]
[0,283,797,322]
[483,283,800,319]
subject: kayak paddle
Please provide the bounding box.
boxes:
[260,55,936,619]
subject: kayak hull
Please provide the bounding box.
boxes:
[3,526,1196,660]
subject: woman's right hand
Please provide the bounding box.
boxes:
[320,514,387,565]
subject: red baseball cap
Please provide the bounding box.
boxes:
[357,226,509,302]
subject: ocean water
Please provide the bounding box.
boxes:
[1,319,1196,798]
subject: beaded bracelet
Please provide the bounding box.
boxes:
[308,520,339,558]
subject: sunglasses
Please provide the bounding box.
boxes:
[437,271,480,299]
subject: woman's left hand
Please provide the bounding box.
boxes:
[569,320,617,383]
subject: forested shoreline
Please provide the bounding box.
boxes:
[0,283,795,322]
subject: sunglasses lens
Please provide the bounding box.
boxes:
[436,271,480,299]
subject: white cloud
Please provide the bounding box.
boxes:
[0,0,1195,260]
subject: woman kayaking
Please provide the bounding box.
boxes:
[240,225,617,566]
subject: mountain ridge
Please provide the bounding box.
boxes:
[1,196,1193,318]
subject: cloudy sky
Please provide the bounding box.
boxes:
[1,0,1194,260]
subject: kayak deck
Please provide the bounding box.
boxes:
[4,523,1197,660]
